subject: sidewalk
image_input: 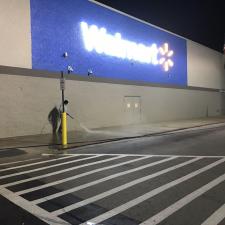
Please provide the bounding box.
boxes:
[1,116,225,150]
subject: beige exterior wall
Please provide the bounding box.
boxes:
[0,0,31,68]
[187,40,225,89]
[0,73,224,138]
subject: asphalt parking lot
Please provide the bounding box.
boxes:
[0,124,225,225]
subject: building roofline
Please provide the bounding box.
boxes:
[89,0,223,55]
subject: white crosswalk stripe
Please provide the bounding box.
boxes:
[0,186,70,225]
[0,153,225,225]
[200,203,225,225]
[2,155,125,188]
[52,157,200,216]
[140,174,225,225]
[32,156,174,204]
[0,154,76,172]
[0,157,42,167]
[81,157,225,225]
[0,155,101,179]
[18,155,153,196]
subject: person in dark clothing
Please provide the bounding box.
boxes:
[58,100,74,133]
[59,100,69,114]
[48,106,61,134]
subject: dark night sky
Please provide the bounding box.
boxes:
[95,0,225,53]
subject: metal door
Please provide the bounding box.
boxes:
[124,96,141,124]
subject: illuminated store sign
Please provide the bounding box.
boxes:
[81,22,174,71]
[31,0,187,86]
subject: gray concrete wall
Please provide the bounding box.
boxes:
[0,72,224,138]
[0,0,31,68]
[187,40,225,89]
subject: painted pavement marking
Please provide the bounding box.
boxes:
[81,157,225,225]
[140,174,225,225]
[49,153,225,158]
[1,154,225,225]
[19,155,153,196]
[0,157,42,167]
[200,203,225,225]
[53,157,201,216]
[0,155,77,172]
[32,156,174,204]
[2,155,126,188]
[0,187,70,225]
[0,155,101,179]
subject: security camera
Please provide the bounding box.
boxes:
[63,52,68,58]
[88,69,93,76]
[68,65,74,74]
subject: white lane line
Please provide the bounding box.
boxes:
[80,158,225,225]
[19,155,153,196]
[201,204,225,225]
[141,175,225,225]
[0,157,42,166]
[2,155,126,188]
[0,155,101,179]
[54,153,225,158]
[0,187,70,225]
[53,157,201,216]
[0,155,77,172]
[32,156,174,204]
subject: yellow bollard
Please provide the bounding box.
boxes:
[61,112,67,146]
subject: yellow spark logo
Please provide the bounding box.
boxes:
[158,43,174,72]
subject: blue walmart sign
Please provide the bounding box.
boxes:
[31,0,187,86]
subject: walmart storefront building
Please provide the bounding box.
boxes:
[0,0,224,138]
